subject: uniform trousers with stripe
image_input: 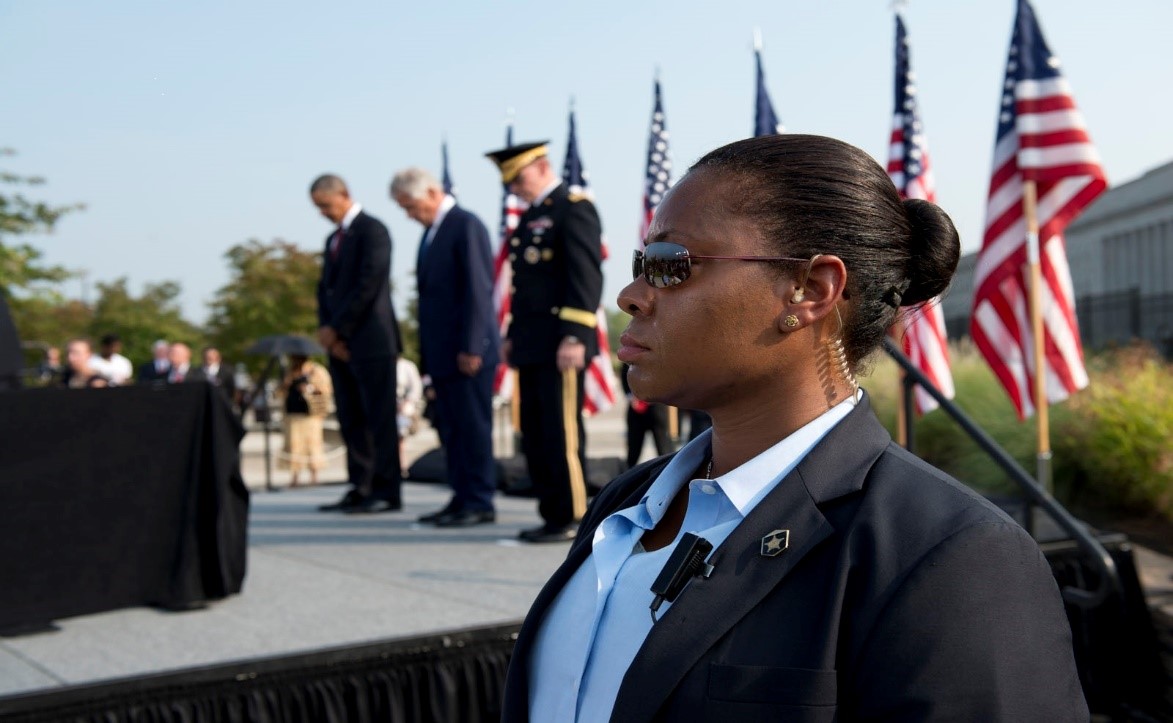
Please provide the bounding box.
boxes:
[518,362,588,529]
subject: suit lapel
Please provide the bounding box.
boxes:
[612,398,890,721]
[505,458,672,722]
[417,207,456,284]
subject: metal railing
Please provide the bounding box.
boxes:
[883,338,1121,609]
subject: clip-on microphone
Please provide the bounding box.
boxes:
[649,532,714,623]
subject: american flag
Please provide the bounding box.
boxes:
[641,78,671,243]
[562,106,619,416]
[754,32,783,137]
[971,0,1106,419]
[886,13,954,415]
[441,138,455,197]
[491,124,526,401]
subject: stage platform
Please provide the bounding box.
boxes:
[2,402,1170,706]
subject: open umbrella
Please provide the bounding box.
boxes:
[245,334,324,357]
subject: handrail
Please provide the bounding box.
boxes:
[882,338,1121,609]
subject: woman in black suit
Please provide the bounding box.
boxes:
[503,134,1086,721]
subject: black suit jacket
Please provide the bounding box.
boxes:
[137,360,170,383]
[200,365,237,399]
[508,183,603,366]
[416,205,499,381]
[317,210,402,360]
[0,292,23,389]
[502,396,1087,722]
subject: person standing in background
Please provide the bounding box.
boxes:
[166,342,205,384]
[90,333,133,385]
[621,363,671,469]
[392,167,500,527]
[484,141,604,543]
[311,174,403,515]
[138,340,171,383]
[279,354,332,487]
[199,345,237,407]
[0,293,21,391]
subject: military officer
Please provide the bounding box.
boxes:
[486,141,604,543]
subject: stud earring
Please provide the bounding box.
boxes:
[784,314,799,328]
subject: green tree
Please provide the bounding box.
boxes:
[0,148,81,294]
[88,278,203,365]
[2,149,85,367]
[206,239,321,371]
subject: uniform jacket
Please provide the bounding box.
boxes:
[317,210,402,360]
[507,183,603,366]
[502,396,1087,722]
[416,204,500,382]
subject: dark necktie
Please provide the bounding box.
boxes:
[330,226,345,260]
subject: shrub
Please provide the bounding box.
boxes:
[1054,343,1173,520]
[864,340,1172,522]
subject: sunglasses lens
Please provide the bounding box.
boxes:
[639,243,689,288]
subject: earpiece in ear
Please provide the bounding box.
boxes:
[790,288,805,304]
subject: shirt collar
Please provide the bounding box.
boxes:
[430,194,456,232]
[531,180,562,207]
[635,399,856,526]
[340,202,363,231]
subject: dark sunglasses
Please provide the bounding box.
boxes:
[632,241,810,288]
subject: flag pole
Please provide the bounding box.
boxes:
[1022,180,1053,492]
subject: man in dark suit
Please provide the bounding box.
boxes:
[165,342,207,383]
[0,292,24,391]
[199,345,237,407]
[137,339,171,383]
[311,174,403,514]
[485,142,604,543]
[391,167,499,527]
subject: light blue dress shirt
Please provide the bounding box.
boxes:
[528,400,855,722]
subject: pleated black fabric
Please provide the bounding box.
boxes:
[0,625,520,723]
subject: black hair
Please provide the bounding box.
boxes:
[689,134,960,367]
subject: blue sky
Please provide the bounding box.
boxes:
[4,0,1170,327]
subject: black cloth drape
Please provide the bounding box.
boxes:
[0,624,519,723]
[0,383,248,630]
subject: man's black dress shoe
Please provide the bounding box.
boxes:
[344,497,402,514]
[318,490,363,512]
[518,524,577,543]
[434,509,496,527]
[417,504,459,524]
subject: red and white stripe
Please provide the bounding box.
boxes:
[491,193,525,402]
[971,74,1105,419]
[886,119,954,415]
[583,244,618,416]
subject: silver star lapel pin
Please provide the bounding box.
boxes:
[760,529,790,558]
